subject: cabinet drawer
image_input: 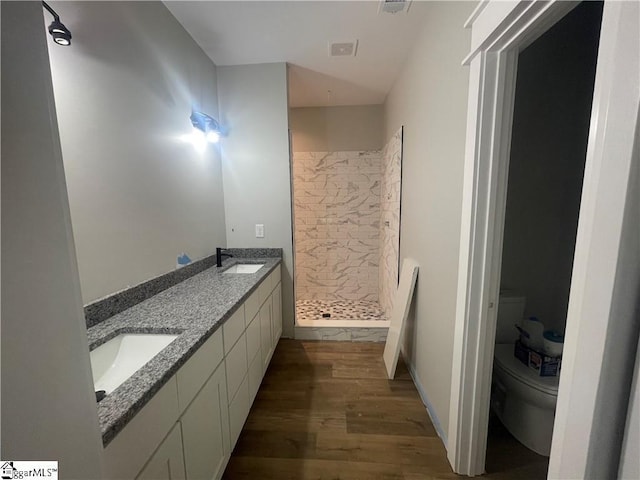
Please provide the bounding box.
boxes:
[228,377,250,449]
[104,378,180,480]
[244,288,261,327]
[176,329,223,413]
[225,335,248,404]
[245,314,261,363]
[223,305,245,354]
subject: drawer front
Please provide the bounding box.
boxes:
[244,288,261,327]
[176,329,223,413]
[225,334,248,404]
[104,378,180,480]
[245,314,261,364]
[223,305,245,354]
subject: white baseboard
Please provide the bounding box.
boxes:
[403,350,448,445]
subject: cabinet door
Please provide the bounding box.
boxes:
[136,423,186,480]
[245,313,261,364]
[225,333,248,404]
[228,376,250,450]
[259,296,273,372]
[180,365,230,480]
[271,283,282,348]
[248,348,262,405]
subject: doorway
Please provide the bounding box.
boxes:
[449,0,639,477]
[485,2,603,477]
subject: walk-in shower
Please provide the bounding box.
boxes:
[292,128,403,340]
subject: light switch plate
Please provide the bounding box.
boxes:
[255,224,264,238]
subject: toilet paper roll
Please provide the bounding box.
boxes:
[543,331,564,357]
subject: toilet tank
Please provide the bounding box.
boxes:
[496,291,526,344]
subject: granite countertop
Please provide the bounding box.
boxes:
[87,256,281,446]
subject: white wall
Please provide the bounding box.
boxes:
[547,0,639,476]
[217,63,294,337]
[384,1,475,439]
[619,344,640,479]
[47,2,226,304]
[500,2,602,334]
[1,2,103,476]
[289,105,384,152]
[586,70,640,478]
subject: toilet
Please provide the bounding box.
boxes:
[491,292,560,456]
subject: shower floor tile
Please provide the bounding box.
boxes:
[296,300,386,322]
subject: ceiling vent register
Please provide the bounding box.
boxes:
[379,0,412,15]
[329,41,358,57]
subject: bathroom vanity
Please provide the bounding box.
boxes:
[86,252,282,480]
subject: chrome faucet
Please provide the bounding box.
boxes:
[216,247,233,267]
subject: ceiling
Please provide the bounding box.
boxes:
[164,1,431,108]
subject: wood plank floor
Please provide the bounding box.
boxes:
[223,339,547,480]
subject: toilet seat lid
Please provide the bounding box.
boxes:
[494,344,560,395]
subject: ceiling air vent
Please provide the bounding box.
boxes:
[379,0,412,14]
[329,40,358,57]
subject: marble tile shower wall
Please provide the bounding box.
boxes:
[378,128,403,319]
[293,151,382,301]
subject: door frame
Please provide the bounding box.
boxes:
[448,0,640,477]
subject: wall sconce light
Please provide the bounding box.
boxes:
[190,111,222,144]
[181,111,224,153]
[42,2,72,46]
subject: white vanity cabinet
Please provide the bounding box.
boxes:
[103,328,227,480]
[226,265,282,448]
[102,263,282,480]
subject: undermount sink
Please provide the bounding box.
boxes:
[90,333,178,395]
[223,264,264,274]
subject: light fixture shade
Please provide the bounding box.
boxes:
[190,111,222,143]
[44,1,72,47]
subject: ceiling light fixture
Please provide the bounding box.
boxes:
[42,1,72,46]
